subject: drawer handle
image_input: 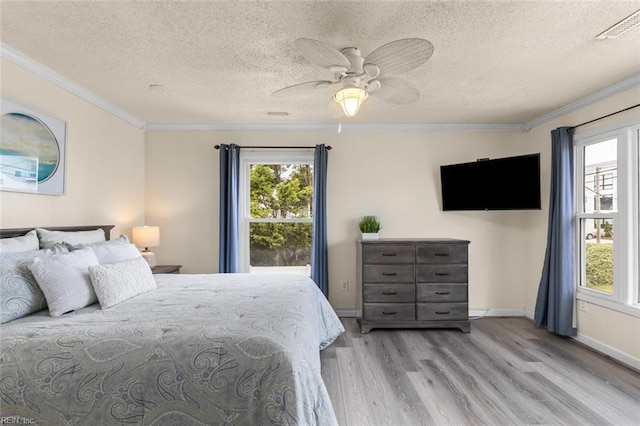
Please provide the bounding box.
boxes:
[435,291,450,295]
[382,272,397,276]
[382,311,397,315]
[435,311,450,315]
[435,273,450,276]
[382,253,397,257]
[382,291,398,295]
[435,253,450,257]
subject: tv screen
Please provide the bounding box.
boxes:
[440,153,541,211]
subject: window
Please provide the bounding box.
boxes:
[239,150,314,275]
[598,195,613,211]
[575,120,640,312]
[579,139,616,294]
[600,173,614,190]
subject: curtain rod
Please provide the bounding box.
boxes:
[215,145,331,150]
[572,103,640,129]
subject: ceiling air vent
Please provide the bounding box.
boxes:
[596,9,640,39]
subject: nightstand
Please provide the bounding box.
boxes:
[151,265,182,274]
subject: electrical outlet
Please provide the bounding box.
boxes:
[578,300,589,312]
[341,281,349,291]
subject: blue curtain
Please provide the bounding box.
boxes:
[218,144,240,273]
[534,127,576,336]
[311,144,329,297]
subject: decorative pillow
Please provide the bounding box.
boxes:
[0,244,69,323]
[37,228,106,249]
[89,257,156,309]
[63,235,128,249]
[64,236,140,264]
[91,243,141,264]
[0,230,39,253]
[28,248,100,316]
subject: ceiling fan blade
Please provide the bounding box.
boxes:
[373,77,420,105]
[271,80,335,98]
[294,38,351,70]
[365,38,434,76]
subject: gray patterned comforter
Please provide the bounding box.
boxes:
[0,273,344,425]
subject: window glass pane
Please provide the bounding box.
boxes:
[249,222,312,274]
[250,164,313,219]
[599,173,613,190]
[582,218,614,294]
[598,195,613,211]
[584,139,617,213]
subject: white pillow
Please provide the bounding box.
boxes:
[89,257,156,309]
[64,236,140,264]
[0,230,39,253]
[37,228,106,249]
[89,243,141,265]
[28,248,100,316]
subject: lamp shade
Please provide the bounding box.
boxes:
[334,87,368,117]
[132,226,160,249]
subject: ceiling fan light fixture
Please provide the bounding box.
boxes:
[275,37,433,118]
[334,87,368,117]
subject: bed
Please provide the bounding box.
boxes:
[0,226,344,425]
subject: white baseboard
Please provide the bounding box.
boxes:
[335,309,358,318]
[469,308,525,318]
[573,333,640,371]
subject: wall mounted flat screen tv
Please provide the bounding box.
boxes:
[440,153,541,211]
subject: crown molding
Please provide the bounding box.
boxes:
[0,43,146,129]
[145,122,523,132]
[3,43,638,133]
[521,73,640,131]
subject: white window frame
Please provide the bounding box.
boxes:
[238,149,314,273]
[574,116,640,316]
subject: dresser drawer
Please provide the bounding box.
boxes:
[417,265,468,283]
[417,303,468,321]
[364,265,415,283]
[417,244,467,264]
[417,284,467,303]
[363,245,415,264]
[364,303,415,322]
[364,284,416,303]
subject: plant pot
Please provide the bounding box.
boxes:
[361,232,379,240]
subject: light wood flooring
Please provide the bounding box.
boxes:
[320,317,640,426]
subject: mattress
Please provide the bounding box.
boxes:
[0,273,344,425]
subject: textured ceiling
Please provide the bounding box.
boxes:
[1,1,639,125]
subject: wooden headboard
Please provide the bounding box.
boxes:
[0,225,115,240]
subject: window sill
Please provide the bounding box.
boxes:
[576,291,640,318]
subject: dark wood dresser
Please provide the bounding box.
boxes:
[357,238,470,333]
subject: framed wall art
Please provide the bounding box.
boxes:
[0,98,66,195]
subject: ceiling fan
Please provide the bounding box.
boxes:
[271,38,434,118]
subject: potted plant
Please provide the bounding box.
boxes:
[359,215,381,240]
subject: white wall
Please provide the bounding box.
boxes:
[145,129,535,311]
[0,59,146,238]
[4,51,636,367]
[147,87,640,366]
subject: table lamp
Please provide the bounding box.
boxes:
[132,226,160,268]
